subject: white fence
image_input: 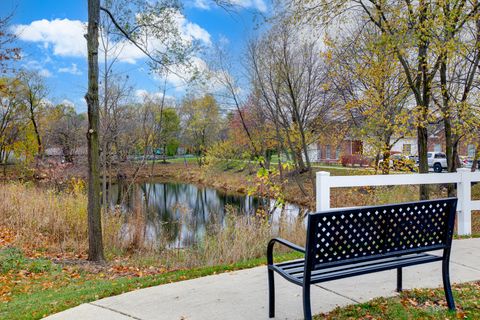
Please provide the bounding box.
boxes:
[316,168,480,235]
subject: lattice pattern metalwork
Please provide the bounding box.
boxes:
[308,198,456,268]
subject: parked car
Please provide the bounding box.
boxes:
[427,152,448,173]
[463,157,480,170]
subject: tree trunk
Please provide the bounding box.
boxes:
[374,152,380,174]
[30,112,42,156]
[85,0,105,263]
[418,125,429,200]
[441,60,456,197]
[163,144,167,163]
[414,4,430,200]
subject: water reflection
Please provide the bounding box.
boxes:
[109,181,308,248]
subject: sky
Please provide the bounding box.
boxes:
[1,0,267,112]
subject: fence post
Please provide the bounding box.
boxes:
[316,171,331,212]
[457,168,472,236]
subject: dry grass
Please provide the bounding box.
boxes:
[0,181,126,255]
[0,182,307,268]
[195,207,305,268]
[1,177,477,270]
[117,205,307,269]
[0,182,89,253]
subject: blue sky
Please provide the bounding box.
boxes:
[1,0,267,112]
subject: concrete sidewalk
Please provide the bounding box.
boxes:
[46,238,480,320]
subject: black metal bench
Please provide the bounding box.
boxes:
[267,198,457,319]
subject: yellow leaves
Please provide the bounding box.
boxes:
[324,49,333,62]
[282,162,293,171]
[256,167,268,178]
[67,178,86,195]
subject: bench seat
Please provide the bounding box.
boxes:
[270,252,442,285]
[267,198,458,319]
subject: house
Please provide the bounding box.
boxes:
[307,138,363,163]
[308,129,476,165]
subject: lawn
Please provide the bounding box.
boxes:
[317,281,480,319]
[0,247,302,320]
[4,244,478,320]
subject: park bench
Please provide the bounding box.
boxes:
[267,198,457,320]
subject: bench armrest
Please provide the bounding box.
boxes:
[267,238,305,265]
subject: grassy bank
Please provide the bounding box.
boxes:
[0,246,302,320]
[1,164,480,318]
[0,181,307,318]
[0,182,306,267]
[317,281,480,319]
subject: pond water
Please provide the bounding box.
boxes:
[109,181,308,248]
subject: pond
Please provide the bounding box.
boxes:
[109,181,308,248]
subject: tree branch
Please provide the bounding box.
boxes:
[100,6,189,81]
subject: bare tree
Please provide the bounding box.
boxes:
[18,70,49,156]
[47,104,86,163]
[248,22,334,195]
[0,11,20,74]
[208,44,266,167]
[85,0,200,262]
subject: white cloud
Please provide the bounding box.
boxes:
[13,15,212,64]
[218,35,230,45]
[23,60,52,78]
[135,89,175,104]
[60,99,75,108]
[58,63,82,75]
[193,0,210,10]
[154,56,209,90]
[234,0,267,12]
[191,0,267,12]
[40,98,54,107]
[38,69,53,78]
[183,20,211,45]
[13,19,87,57]
[153,56,227,95]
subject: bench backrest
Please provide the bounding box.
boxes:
[305,198,457,271]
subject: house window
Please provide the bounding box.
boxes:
[402,144,412,155]
[434,144,442,152]
[336,146,341,159]
[468,144,476,158]
[326,145,331,159]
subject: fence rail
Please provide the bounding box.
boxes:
[316,168,479,235]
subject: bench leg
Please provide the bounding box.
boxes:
[442,260,456,311]
[396,267,402,292]
[303,284,312,320]
[268,269,275,318]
